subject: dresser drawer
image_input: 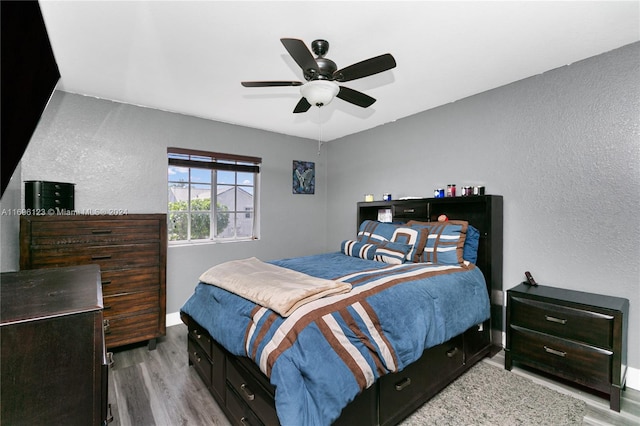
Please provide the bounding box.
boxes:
[510,326,612,390]
[29,219,161,246]
[27,243,160,270]
[510,296,613,349]
[104,311,161,348]
[379,335,463,424]
[103,290,159,318]
[189,337,213,387]
[100,267,160,296]
[226,357,278,426]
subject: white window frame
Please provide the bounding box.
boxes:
[167,147,260,244]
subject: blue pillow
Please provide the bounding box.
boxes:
[462,225,480,264]
[373,241,412,265]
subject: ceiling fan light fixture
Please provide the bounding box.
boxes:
[300,80,339,107]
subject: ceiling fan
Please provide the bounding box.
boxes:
[241,38,396,113]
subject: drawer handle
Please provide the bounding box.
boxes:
[240,417,251,426]
[103,319,111,334]
[394,377,412,391]
[92,229,113,234]
[240,383,255,401]
[91,254,112,260]
[545,315,567,325]
[403,209,415,213]
[446,347,460,358]
[544,346,566,358]
[192,329,202,339]
[101,280,112,286]
[192,352,201,363]
[106,403,114,423]
[107,351,115,368]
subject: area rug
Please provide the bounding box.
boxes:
[400,361,586,425]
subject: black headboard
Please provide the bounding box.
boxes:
[357,195,504,333]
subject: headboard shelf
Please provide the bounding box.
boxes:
[357,195,504,336]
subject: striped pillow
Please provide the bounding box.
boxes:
[341,239,376,260]
[341,239,412,265]
[407,220,468,265]
[373,242,412,264]
[357,220,428,262]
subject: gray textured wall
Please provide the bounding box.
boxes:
[4,92,328,313]
[326,42,639,375]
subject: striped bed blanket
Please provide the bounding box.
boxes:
[181,252,490,426]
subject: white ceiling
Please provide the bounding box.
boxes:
[39,1,640,142]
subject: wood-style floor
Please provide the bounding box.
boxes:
[109,324,640,426]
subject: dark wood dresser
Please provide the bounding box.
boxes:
[0,265,111,425]
[20,214,167,349]
[505,283,628,411]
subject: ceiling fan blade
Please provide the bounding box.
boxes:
[241,81,303,87]
[336,86,376,108]
[333,53,396,82]
[293,97,312,113]
[280,38,319,75]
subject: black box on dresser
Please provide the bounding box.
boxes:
[24,180,75,211]
[505,283,628,411]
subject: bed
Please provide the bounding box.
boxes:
[181,195,503,426]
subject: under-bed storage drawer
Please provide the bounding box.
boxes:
[189,337,213,387]
[379,334,464,426]
[186,318,225,403]
[189,321,214,359]
[226,386,264,426]
[226,357,278,426]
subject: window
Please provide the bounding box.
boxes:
[167,147,260,242]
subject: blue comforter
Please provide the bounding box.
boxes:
[181,252,490,426]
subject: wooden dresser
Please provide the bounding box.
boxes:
[0,265,111,425]
[505,283,628,411]
[20,214,167,349]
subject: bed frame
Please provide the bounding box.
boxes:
[182,195,503,425]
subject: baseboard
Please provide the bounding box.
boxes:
[165,311,640,391]
[166,311,182,327]
[627,366,640,391]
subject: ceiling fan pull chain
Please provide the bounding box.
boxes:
[317,108,323,155]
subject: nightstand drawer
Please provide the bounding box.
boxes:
[510,326,612,389]
[510,296,613,349]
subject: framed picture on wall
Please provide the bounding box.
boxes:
[293,160,315,194]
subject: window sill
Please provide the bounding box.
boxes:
[168,237,258,248]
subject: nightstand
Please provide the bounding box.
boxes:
[505,283,628,412]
